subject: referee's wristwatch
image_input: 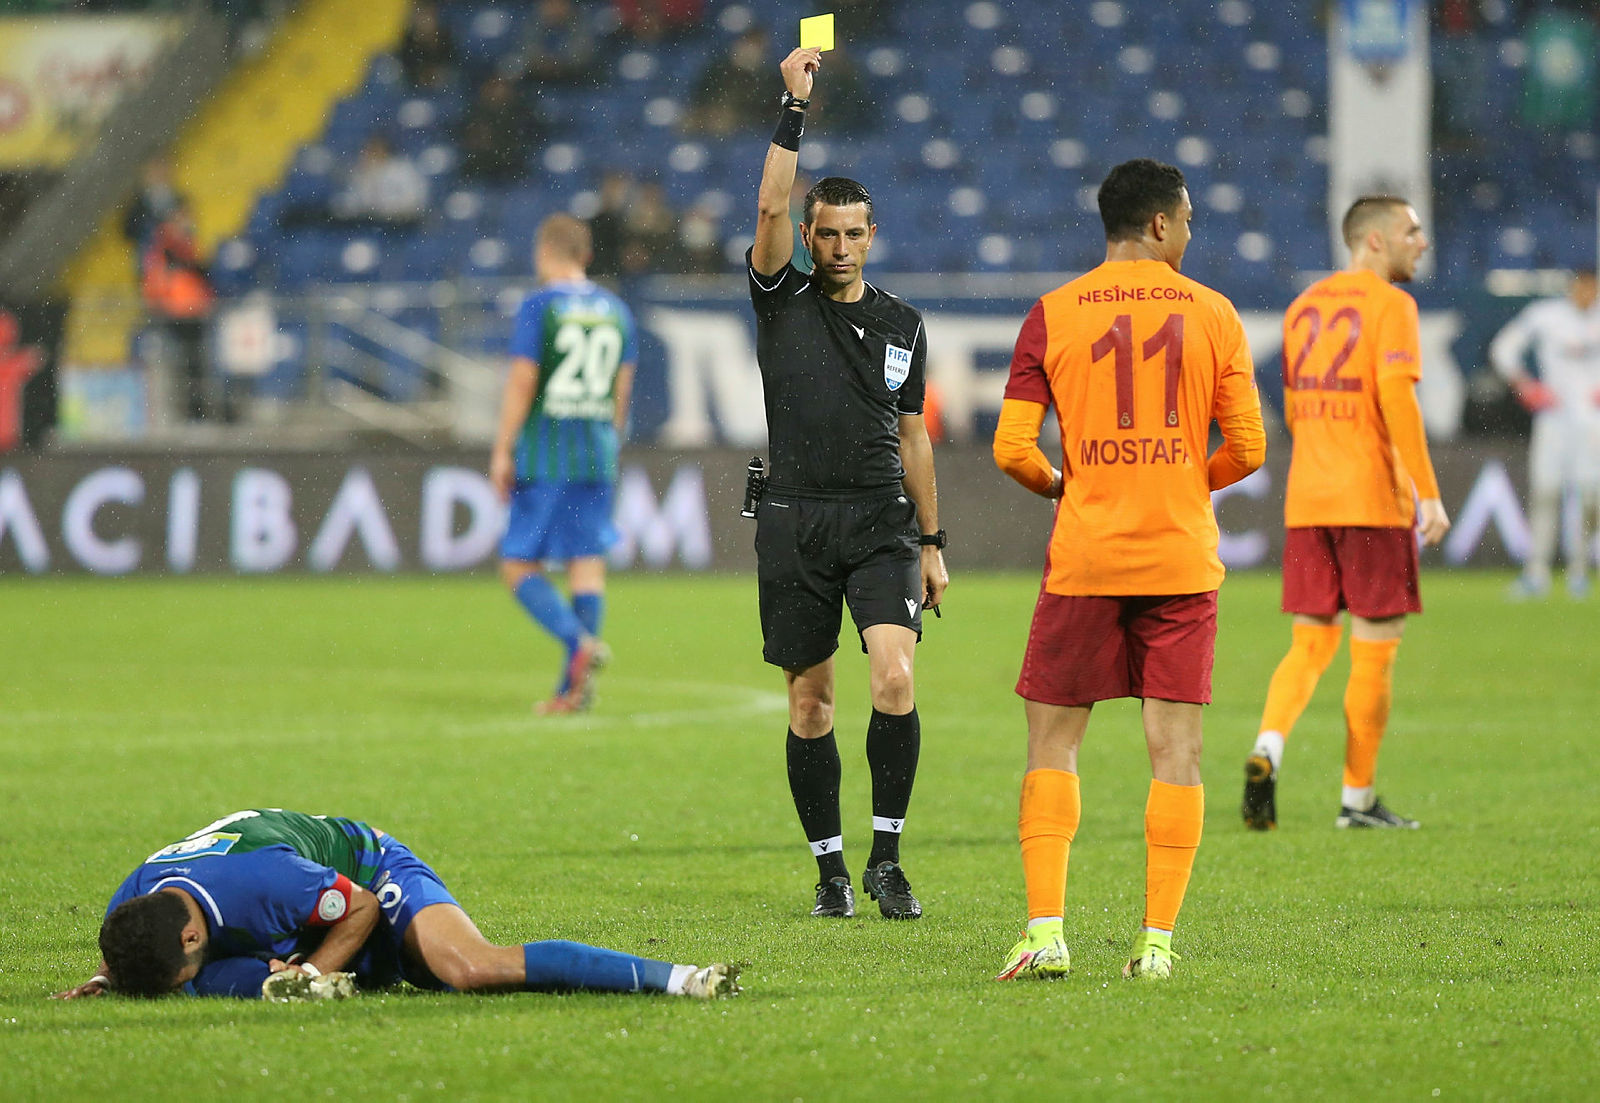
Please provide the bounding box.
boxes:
[918,529,947,549]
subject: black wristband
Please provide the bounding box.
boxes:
[772,105,805,151]
[918,529,947,549]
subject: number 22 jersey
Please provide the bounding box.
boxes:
[1280,268,1424,529]
[1004,258,1259,597]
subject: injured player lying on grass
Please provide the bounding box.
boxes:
[52,808,739,1002]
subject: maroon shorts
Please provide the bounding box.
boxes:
[1281,526,1421,619]
[1015,591,1218,707]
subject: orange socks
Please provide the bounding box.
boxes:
[1344,637,1400,789]
[1018,769,1080,922]
[1259,622,1344,738]
[1143,780,1204,932]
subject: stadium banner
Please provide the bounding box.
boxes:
[0,443,1547,576]
[0,15,179,169]
[1328,0,1434,278]
[626,283,1466,446]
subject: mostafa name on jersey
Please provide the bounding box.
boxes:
[1078,436,1190,466]
[146,832,242,864]
[1077,287,1195,305]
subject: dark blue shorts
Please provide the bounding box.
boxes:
[501,479,617,562]
[352,836,462,991]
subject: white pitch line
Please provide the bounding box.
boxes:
[437,679,790,737]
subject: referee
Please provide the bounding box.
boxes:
[748,47,948,920]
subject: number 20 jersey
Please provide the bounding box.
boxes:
[1005,258,1259,597]
[509,279,638,483]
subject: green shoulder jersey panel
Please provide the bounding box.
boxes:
[144,809,385,887]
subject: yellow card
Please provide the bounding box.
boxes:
[800,13,835,51]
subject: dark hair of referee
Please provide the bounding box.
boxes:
[803,177,873,227]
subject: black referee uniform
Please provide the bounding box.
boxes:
[746,247,930,669]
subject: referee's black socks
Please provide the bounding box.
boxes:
[786,729,847,882]
[866,706,920,868]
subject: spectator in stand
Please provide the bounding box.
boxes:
[458,76,543,184]
[333,136,429,231]
[685,27,774,136]
[677,196,725,275]
[807,48,873,135]
[588,170,634,278]
[1432,1,1497,150]
[122,156,186,257]
[511,0,600,87]
[398,0,458,91]
[140,201,217,422]
[619,182,677,277]
[612,0,704,42]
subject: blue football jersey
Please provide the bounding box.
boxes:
[106,810,381,992]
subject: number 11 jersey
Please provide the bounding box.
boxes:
[1004,258,1259,596]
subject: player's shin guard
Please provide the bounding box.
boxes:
[1143,780,1204,932]
[522,940,672,993]
[866,707,920,867]
[1343,637,1399,792]
[1259,623,1343,740]
[787,730,847,880]
[1019,768,1080,922]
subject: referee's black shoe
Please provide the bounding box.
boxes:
[812,876,855,918]
[862,861,922,920]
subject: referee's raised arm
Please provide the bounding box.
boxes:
[752,47,821,277]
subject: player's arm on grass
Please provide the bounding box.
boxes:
[51,959,113,999]
[993,301,1064,498]
[1377,373,1450,545]
[1207,315,1266,491]
[993,399,1062,497]
[270,883,381,979]
[613,361,635,437]
[1375,296,1449,545]
[752,47,820,277]
[900,412,948,608]
[491,355,539,500]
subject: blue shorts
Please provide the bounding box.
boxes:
[500,479,617,562]
[353,836,461,991]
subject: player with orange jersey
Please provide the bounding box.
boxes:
[992,159,1265,982]
[1241,196,1451,833]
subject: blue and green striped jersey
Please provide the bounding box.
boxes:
[509,278,638,483]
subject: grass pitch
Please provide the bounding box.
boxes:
[2,570,1597,1101]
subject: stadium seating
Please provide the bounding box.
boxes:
[221,0,1596,326]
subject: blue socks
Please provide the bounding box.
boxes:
[513,574,585,655]
[571,592,604,638]
[522,940,672,993]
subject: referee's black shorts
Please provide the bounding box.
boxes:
[754,488,924,670]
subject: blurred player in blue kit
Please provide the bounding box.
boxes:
[491,214,636,714]
[54,809,738,1000]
